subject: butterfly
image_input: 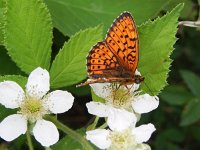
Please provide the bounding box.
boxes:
[77,12,144,87]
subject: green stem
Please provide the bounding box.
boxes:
[98,122,107,129]
[45,147,52,150]
[26,129,34,150]
[87,117,99,130]
[46,116,94,150]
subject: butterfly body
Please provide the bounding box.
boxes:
[77,12,144,87]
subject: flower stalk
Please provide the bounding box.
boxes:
[26,129,34,150]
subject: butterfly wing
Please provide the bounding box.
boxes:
[80,12,139,87]
[105,12,139,74]
[87,41,123,79]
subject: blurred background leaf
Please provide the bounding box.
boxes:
[44,0,186,36]
[0,46,23,75]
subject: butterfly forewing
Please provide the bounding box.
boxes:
[105,12,139,74]
[77,12,140,87]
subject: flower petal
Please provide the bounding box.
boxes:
[135,144,151,150]
[0,81,24,108]
[33,119,59,147]
[132,123,156,143]
[132,94,159,114]
[46,90,74,114]
[86,102,110,117]
[26,67,50,99]
[86,129,111,149]
[107,108,137,132]
[90,83,112,99]
[0,114,27,141]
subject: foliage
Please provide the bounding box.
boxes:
[50,25,103,88]
[4,0,52,74]
[138,4,183,95]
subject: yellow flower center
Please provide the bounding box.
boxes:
[109,129,136,150]
[19,96,47,122]
[108,85,132,109]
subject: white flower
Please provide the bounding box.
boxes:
[86,123,155,150]
[90,71,159,115]
[86,102,137,131]
[0,67,74,147]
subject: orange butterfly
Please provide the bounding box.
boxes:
[77,12,144,87]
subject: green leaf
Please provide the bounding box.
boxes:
[0,46,23,75]
[91,88,105,103]
[0,0,5,45]
[180,70,200,97]
[160,85,193,105]
[167,143,181,150]
[198,0,200,20]
[0,104,16,121]
[52,135,83,150]
[44,0,178,36]
[52,129,98,150]
[138,4,184,95]
[0,75,27,88]
[65,85,90,96]
[163,128,184,142]
[181,98,200,126]
[162,0,194,19]
[50,25,103,88]
[4,0,52,74]
[191,126,200,141]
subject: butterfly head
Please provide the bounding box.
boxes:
[134,75,144,84]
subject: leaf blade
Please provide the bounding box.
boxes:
[44,0,179,36]
[0,75,27,88]
[181,98,200,126]
[50,25,103,88]
[4,0,52,74]
[138,4,184,95]
[180,70,200,97]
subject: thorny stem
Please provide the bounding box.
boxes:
[46,116,94,150]
[179,21,200,27]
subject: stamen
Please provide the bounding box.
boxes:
[107,84,132,109]
[109,129,135,150]
[19,95,47,122]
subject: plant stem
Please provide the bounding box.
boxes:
[87,116,99,130]
[98,122,107,129]
[26,129,34,150]
[46,116,94,150]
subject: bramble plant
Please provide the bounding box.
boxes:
[0,0,190,150]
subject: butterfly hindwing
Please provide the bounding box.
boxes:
[87,42,123,78]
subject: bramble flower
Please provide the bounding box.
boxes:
[89,70,159,115]
[0,67,74,147]
[86,123,155,150]
[86,102,137,131]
